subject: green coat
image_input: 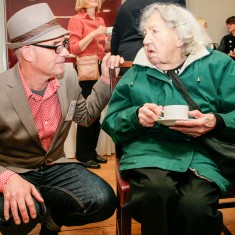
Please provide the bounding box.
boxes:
[102,47,235,194]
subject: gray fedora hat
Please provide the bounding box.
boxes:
[6,3,69,50]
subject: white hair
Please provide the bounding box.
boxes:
[139,3,207,55]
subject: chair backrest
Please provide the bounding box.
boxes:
[207,42,219,50]
[109,61,133,92]
[109,62,134,235]
[109,61,133,160]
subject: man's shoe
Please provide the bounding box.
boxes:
[95,156,107,164]
[40,224,59,235]
[40,206,61,235]
[86,160,100,169]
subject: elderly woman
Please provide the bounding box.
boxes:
[102,3,235,235]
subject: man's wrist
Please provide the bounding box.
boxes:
[0,170,16,193]
[101,75,110,85]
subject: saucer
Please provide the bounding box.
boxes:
[156,119,189,126]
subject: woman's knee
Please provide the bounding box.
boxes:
[131,174,178,203]
[177,177,220,219]
[178,194,213,218]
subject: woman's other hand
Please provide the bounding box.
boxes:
[93,26,107,37]
[170,110,216,137]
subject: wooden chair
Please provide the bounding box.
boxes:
[109,62,235,235]
[109,61,133,92]
[109,61,133,235]
[115,147,132,235]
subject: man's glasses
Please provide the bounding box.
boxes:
[32,40,69,54]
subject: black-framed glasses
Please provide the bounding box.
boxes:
[32,39,69,54]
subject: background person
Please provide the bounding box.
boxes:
[111,0,186,67]
[102,3,235,235]
[218,16,235,60]
[68,0,110,169]
[0,3,123,235]
[197,17,215,48]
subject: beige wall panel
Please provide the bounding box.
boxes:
[186,0,235,44]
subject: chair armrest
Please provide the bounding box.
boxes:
[115,158,130,205]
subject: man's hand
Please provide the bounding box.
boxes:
[101,53,124,83]
[3,174,44,225]
[228,50,235,58]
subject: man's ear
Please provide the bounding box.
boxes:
[21,46,34,62]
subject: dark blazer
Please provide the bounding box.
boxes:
[218,34,235,61]
[0,64,110,173]
[111,0,186,61]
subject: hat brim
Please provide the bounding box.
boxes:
[6,25,69,50]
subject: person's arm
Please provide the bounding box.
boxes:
[73,53,124,126]
[111,5,124,55]
[79,26,107,52]
[171,58,235,139]
[217,37,226,52]
[68,16,106,55]
[111,23,120,55]
[102,67,157,145]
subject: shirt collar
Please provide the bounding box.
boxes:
[79,10,99,19]
[18,64,60,100]
[133,46,210,75]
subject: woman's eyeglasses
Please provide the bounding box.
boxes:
[32,40,69,54]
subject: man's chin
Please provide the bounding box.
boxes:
[56,64,66,73]
[54,68,65,77]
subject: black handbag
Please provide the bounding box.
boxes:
[168,70,235,179]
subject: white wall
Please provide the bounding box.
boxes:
[122,0,235,44]
[120,0,235,44]
[0,0,7,72]
[186,0,235,44]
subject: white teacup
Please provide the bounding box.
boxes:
[163,105,189,120]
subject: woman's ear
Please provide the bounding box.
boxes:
[176,37,184,48]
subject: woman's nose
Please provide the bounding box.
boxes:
[143,34,152,45]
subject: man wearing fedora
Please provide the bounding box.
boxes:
[0,3,123,235]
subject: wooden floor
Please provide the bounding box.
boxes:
[6,154,235,234]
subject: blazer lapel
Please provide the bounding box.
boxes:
[7,65,42,147]
[48,76,69,150]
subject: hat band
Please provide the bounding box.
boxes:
[10,19,59,43]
